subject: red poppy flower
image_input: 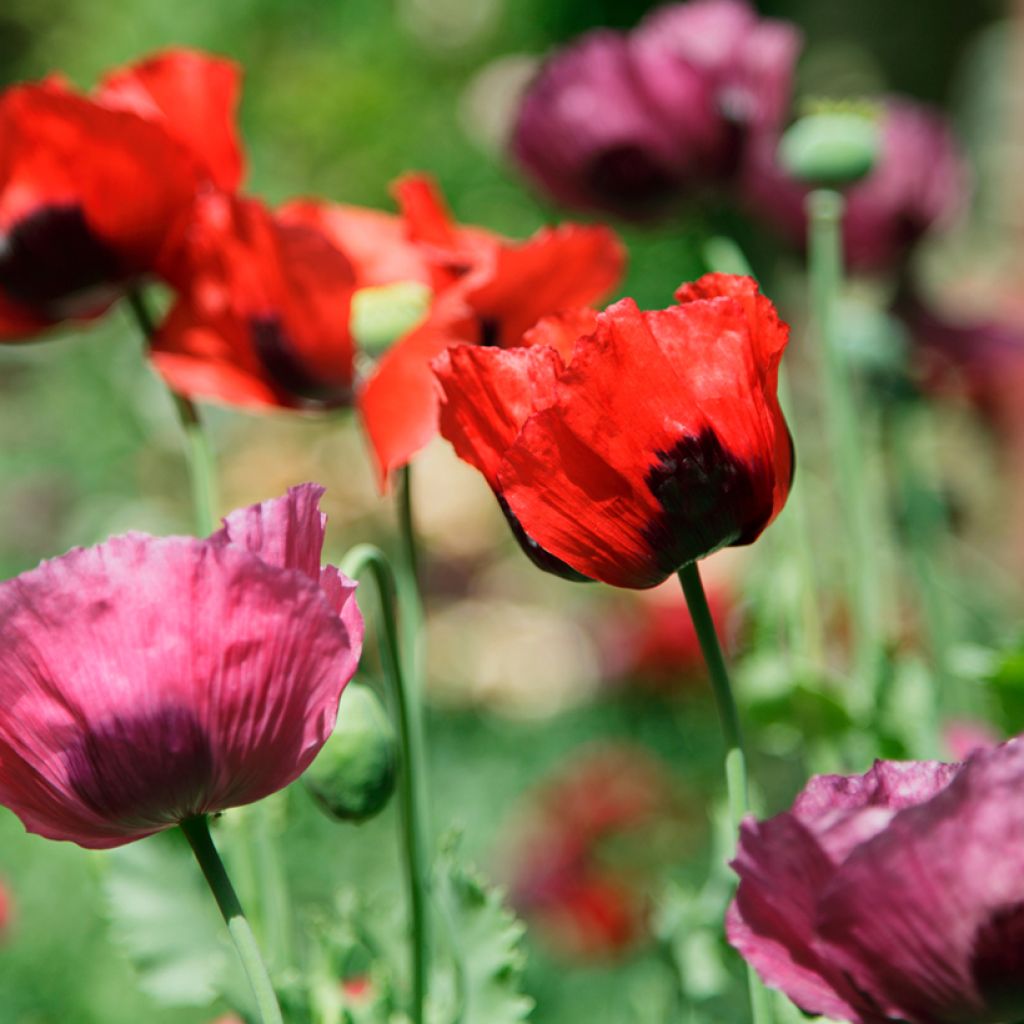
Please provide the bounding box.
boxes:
[0,484,362,850]
[0,50,242,341]
[150,192,358,410]
[434,273,792,588]
[502,743,683,961]
[357,174,625,488]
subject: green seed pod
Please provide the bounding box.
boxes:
[304,682,398,823]
[778,110,880,188]
[351,281,433,356]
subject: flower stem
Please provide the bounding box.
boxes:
[807,190,879,704]
[340,543,430,1024]
[180,815,284,1024]
[126,289,218,536]
[677,561,772,1024]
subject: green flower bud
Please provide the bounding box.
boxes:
[779,107,881,188]
[351,281,433,355]
[304,682,397,823]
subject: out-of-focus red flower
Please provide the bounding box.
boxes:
[151,192,358,410]
[511,0,801,219]
[357,174,624,488]
[0,880,11,939]
[502,743,683,961]
[434,273,792,588]
[0,50,242,340]
[745,98,968,274]
[602,576,737,689]
[0,484,363,849]
[729,740,1024,1023]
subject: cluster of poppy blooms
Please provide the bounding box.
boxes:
[5,17,1024,1024]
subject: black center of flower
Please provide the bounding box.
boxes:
[0,204,121,313]
[971,903,1024,1021]
[65,706,214,830]
[250,315,350,406]
[643,427,770,575]
[479,317,502,347]
[586,145,678,216]
[497,493,591,583]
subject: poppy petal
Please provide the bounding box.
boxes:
[358,294,477,490]
[96,48,244,191]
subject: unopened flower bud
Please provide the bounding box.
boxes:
[303,682,398,823]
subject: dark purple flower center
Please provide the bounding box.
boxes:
[65,706,214,830]
[586,145,679,216]
[971,903,1024,1021]
[0,203,122,314]
[250,315,350,406]
[644,427,771,574]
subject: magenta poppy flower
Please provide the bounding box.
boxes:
[729,740,1024,1023]
[510,0,801,219]
[0,484,363,849]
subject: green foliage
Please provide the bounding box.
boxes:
[430,843,533,1024]
[102,830,250,1012]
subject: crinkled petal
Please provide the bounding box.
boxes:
[0,530,361,849]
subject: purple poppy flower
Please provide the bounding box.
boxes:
[745,98,969,273]
[728,740,1024,1023]
[510,0,801,220]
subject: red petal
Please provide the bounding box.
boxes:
[469,224,625,346]
[500,294,787,587]
[278,199,432,288]
[358,293,477,490]
[434,343,565,490]
[522,307,601,361]
[152,194,356,408]
[97,48,244,191]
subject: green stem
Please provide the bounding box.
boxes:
[340,543,429,1024]
[807,190,879,703]
[701,236,825,669]
[395,465,431,823]
[126,290,218,536]
[677,562,771,1024]
[180,816,284,1024]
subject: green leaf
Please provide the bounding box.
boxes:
[101,829,250,1011]
[430,845,533,1024]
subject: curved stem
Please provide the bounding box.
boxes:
[126,290,218,536]
[340,543,430,1024]
[180,815,284,1024]
[677,562,772,1024]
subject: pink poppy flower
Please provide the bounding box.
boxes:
[729,739,1024,1023]
[0,484,363,849]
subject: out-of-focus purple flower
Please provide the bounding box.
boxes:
[729,740,1024,1023]
[635,0,801,137]
[746,98,969,273]
[510,0,801,220]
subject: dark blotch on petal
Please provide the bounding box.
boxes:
[971,903,1024,1021]
[0,204,121,313]
[479,317,501,348]
[250,315,349,406]
[643,427,770,574]
[586,144,679,216]
[498,493,592,582]
[65,706,214,830]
